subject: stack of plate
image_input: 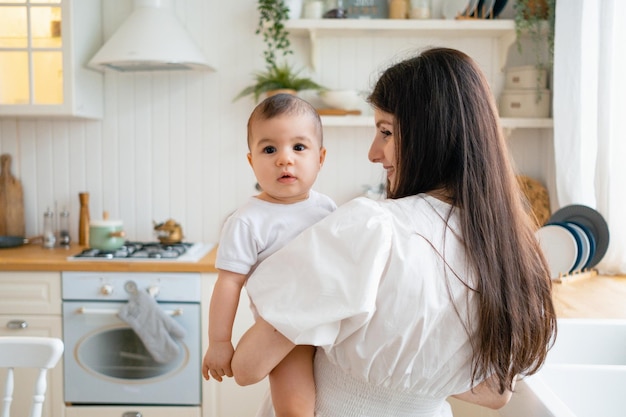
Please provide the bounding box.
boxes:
[536,205,610,279]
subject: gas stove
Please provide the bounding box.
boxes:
[68,241,213,262]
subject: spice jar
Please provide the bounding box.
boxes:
[409,0,430,19]
[389,0,408,19]
[43,208,56,248]
[58,208,70,247]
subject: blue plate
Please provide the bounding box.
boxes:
[568,221,597,270]
[565,222,592,272]
[549,205,609,268]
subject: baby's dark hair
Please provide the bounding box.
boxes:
[247,94,323,148]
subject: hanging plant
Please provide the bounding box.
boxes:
[235,0,325,102]
[513,0,556,70]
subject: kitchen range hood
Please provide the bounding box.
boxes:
[89,0,214,72]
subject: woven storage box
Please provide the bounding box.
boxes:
[504,66,548,90]
[500,89,551,118]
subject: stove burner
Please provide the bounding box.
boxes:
[73,241,193,260]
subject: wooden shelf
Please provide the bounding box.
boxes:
[286,18,516,37]
[286,19,517,70]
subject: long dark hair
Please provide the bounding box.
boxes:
[368,48,556,393]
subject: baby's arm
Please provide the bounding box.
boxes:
[202,269,247,381]
[451,374,514,409]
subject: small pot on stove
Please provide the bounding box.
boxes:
[153,219,183,244]
[89,212,125,251]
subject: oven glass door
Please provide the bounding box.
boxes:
[63,301,200,405]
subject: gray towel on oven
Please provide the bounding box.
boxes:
[118,289,186,364]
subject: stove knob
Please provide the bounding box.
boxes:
[100,284,114,296]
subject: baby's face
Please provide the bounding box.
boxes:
[247,113,326,204]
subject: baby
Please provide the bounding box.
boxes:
[202,94,336,417]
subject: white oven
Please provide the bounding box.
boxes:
[62,272,201,407]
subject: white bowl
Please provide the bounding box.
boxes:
[319,90,366,110]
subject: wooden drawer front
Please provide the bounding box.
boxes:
[0,272,61,314]
[0,315,63,417]
[65,406,201,417]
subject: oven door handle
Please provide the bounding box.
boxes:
[75,306,184,316]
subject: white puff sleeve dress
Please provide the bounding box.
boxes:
[246,195,480,417]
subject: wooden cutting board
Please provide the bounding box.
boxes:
[0,154,25,236]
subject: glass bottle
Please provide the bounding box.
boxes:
[323,0,348,18]
[43,208,56,248]
[58,208,70,247]
[409,0,430,19]
[389,0,408,19]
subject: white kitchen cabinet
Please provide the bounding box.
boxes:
[0,0,103,119]
[201,273,268,417]
[286,19,553,133]
[0,271,63,417]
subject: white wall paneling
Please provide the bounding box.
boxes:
[0,0,554,245]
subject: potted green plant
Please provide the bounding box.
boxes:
[235,0,325,102]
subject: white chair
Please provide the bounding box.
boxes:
[0,337,64,417]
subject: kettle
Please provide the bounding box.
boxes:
[153,219,184,244]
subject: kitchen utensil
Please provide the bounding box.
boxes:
[78,192,90,246]
[0,235,42,248]
[153,219,184,244]
[89,212,125,251]
[0,154,25,237]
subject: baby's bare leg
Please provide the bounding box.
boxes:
[269,345,315,417]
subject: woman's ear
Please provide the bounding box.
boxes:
[247,153,253,166]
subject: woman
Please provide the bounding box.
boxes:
[231,47,557,417]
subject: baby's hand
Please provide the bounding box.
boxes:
[202,341,235,382]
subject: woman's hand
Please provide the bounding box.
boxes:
[231,317,296,386]
[451,375,515,409]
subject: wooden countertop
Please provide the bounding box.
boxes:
[552,273,626,319]
[1,244,625,319]
[0,243,218,273]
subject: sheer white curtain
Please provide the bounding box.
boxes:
[553,0,626,274]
